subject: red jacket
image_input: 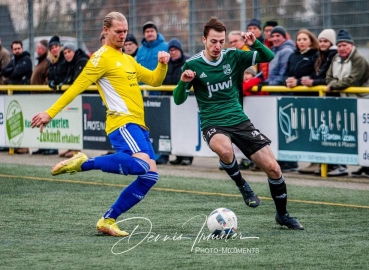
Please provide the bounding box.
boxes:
[242,77,268,96]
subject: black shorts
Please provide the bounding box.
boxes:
[202,120,271,159]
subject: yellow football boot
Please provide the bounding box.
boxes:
[96,217,129,237]
[51,152,88,176]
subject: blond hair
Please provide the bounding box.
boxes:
[103,12,127,29]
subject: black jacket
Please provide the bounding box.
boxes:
[283,48,318,84]
[64,49,89,85]
[311,48,337,86]
[48,52,68,87]
[2,51,32,84]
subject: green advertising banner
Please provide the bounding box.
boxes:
[277,97,358,164]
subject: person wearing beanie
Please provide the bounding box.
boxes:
[270,26,287,39]
[336,29,354,44]
[137,20,168,98]
[298,29,339,175]
[326,28,369,177]
[136,19,168,91]
[124,34,138,58]
[247,18,264,44]
[326,28,369,96]
[47,35,67,91]
[266,26,295,86]
[48,35,61,49]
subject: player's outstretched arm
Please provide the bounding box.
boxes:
[173,69,196,105]
[31,112,52,132]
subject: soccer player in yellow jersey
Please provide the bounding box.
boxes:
[31,12,170,237]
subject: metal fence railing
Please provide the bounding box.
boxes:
[0,0,369,58]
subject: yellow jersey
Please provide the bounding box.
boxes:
[46,45,168,134]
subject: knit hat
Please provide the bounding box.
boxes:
[318,29,336,46]
[168,38,182,51]
[63,42,76,52]
[247,18,262,30]
[143,21,157,33]
[263,20,278,29]
[270,26,287,39]
[125,34,138,45]
[336,29,354,44]
[244,66,256,76]
[48,35,61,48]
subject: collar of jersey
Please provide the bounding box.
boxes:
[200,50,224,66]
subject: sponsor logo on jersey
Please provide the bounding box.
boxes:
[206,77,233,97]
[223,64,232,75]
[200,72,207,78]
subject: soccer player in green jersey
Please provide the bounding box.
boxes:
[173,17,303,230]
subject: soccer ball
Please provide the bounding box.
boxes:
[206,208,237,236]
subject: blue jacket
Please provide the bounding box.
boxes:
[267,39,295,85]
[136,33,168,71]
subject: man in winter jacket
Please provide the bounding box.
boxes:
[136,21,168,72]
[267,26,295,86]
[326,29,369,98]
[2,40,32,85]
[30,40,49,85]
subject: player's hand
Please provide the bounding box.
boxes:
[31,112,52,133]
[181,70,196,82]
[241,31,256,46]
[158,51,170,64]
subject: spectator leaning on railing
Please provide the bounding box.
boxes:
[325,29,369,177]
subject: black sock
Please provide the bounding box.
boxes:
[268,176,287,216]
[220,157,246,187]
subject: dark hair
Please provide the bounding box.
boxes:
[295,29,319,51]
[11,40,23,49]
[203,17,226,38]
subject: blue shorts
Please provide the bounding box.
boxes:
[108,124,155,160]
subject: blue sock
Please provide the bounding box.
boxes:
[81,152,149,175]
[103,171,159,219]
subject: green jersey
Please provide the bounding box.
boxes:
[173,39,274,130]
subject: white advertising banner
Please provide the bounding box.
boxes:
[4,95,83,149]
[0,96,5,147]
[244,96,278,156]
[170,96,216,157]
[357,99,369,166]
